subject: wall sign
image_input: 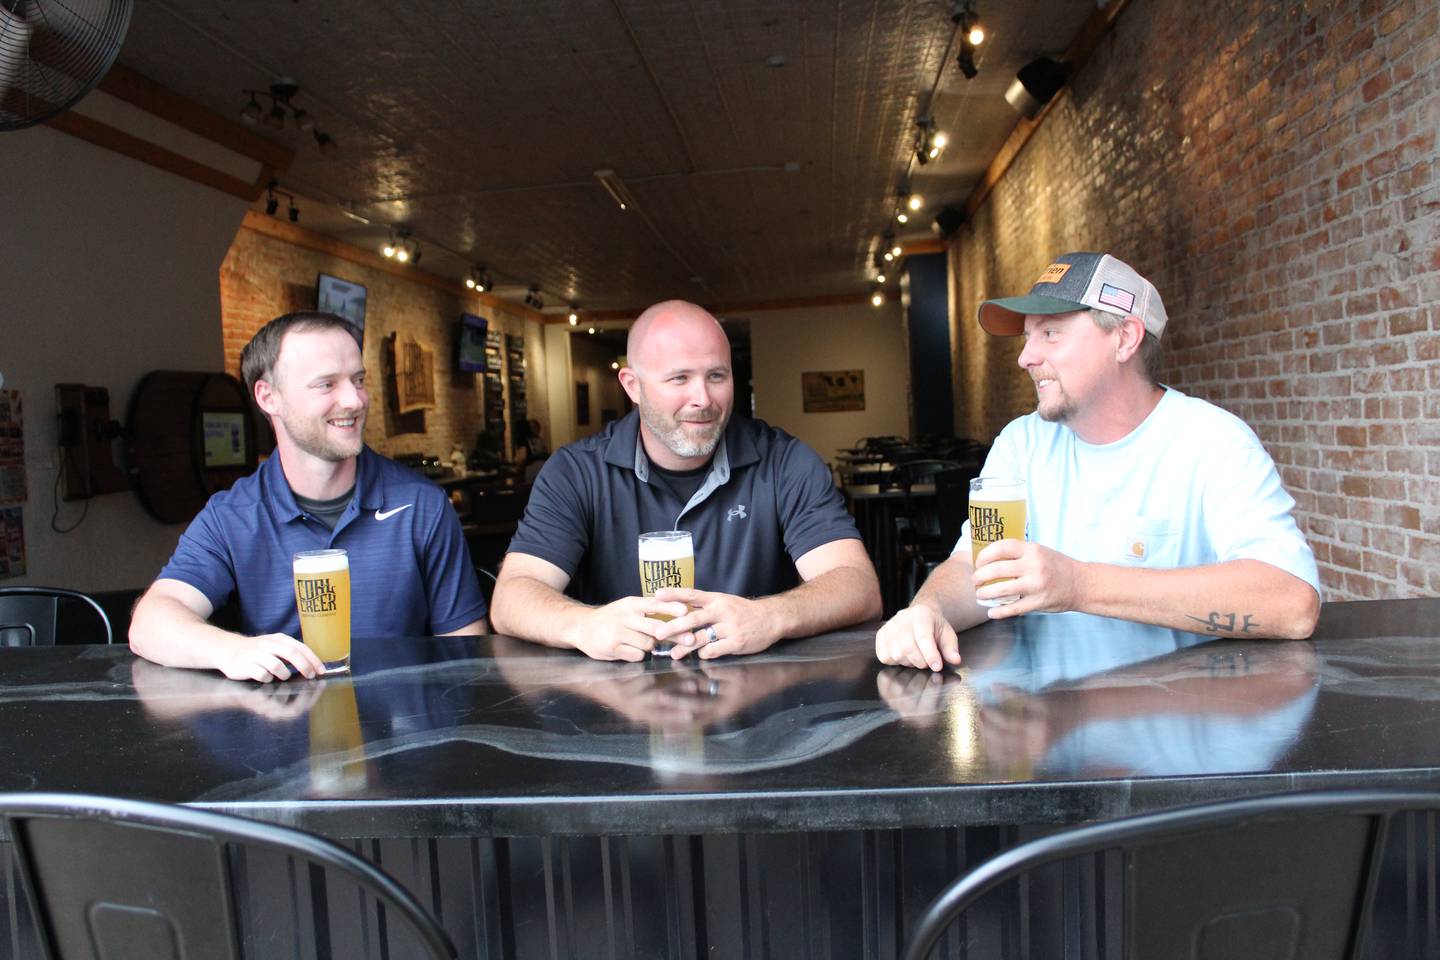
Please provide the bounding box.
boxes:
[801,370,865,413]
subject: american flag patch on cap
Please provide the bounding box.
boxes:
[1097,283,1135,312]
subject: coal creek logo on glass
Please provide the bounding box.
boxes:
[296,576,338,614]
[640,558,684,594]
[969,504,1006,544]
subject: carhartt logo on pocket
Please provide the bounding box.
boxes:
[1129,539,1146,559]
[727,504,748,522]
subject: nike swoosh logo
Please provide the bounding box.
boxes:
[374,504,414,521]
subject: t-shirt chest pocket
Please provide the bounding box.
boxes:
[1119,517,1183,566]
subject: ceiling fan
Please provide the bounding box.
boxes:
[0,0,132,131]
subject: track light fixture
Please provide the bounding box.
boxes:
[465,265,491,292]
[953,2,983,79]
[907,193,925,211]
[588,326,597,335]
[382,229,419,264]
[261,179,299,222]
[914,119,948,165]
[871,286,885,308]
[238,79,338,154]
[523,285,544,310]
[568,305,579,325]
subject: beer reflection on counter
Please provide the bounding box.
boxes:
[878,612,1320,779]
[130,638,479,796]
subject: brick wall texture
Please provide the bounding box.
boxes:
[948,0,1440,600]
[220,225,548,461]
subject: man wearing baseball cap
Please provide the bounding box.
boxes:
[876,252,1321,671]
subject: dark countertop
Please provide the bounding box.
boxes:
[1,599,1437,838]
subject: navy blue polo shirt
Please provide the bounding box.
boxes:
[506,412,861,604]
[158,447,486,638]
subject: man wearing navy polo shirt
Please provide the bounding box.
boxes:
[491,300,881,662]
[130,312,487,682]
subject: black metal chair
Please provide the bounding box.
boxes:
[0,586,113,647]
[902,789,1440,960]
[0,792,457,960]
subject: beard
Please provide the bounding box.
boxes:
[638,401,727,459]
[278,407,366,462]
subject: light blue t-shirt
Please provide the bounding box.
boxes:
[960,387,1321,596]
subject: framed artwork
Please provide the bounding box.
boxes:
[396,337,437,414]
[801,369,865,413]
[576,382,590,426]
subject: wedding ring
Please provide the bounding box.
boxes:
[704,625,719,645]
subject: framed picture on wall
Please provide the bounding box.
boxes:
[576,382,590,426]
[801,369,865,413]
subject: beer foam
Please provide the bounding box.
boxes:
[638,534,692,561]
[294,550,349,574]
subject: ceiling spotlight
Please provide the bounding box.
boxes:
[594,169,639,212]
[395,247,409,263]
[610,361,620,370]
[892,244,903,257]
[876,273,887,284]
[240,94,262,125]
[382,234,396,258]
[915,119,948,165]
[287,201,299,223]
[265,101,287,129]
[953,1,984,71]
[568,314,578,326]
[884,251,894,262]
[871,290,885,308]
[588,327,596,335]
[897,211,909,224]
[465,276,476,289]
[291,108,315,132]
[568,305,580,324]
[524,285,544,310]
[264,189,278,217]
[908,194,924,211]
[314,130,338,156]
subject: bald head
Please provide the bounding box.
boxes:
[626,300,729,374]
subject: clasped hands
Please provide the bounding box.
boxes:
[568,588,780,662]
[875,540,1083,672]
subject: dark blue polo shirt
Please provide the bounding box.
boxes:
[506,412,861,604]
[158,446,486,638]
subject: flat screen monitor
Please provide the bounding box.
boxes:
[316,273,367,344]
[457,313,488,372]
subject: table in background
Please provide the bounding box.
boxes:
[845,482,935,615]
[3,600,1439,959]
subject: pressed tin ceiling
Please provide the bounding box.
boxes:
[117,0,1093,314]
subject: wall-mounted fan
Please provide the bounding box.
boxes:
[0,0,132,131]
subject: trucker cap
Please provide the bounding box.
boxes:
[977,252,1168,338]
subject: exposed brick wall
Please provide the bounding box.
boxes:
[219,224,548,461]
[948,0,1439,599]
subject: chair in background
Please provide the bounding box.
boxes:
[0,792,457,960]
[902,789,1440,960]
[0,587,112,647]
[883,460,957,604]
[902,465,977,598]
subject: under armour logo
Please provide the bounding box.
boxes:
[727,504,748,522]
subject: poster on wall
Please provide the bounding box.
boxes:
[0,506,24,579]
[801,370,865,413]
[0,389,25,506]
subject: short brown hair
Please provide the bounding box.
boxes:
[240,312,361,396]
[1087,309,1163,385]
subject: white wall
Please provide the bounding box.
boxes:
[0,119,250,590]
[749,301,909,462]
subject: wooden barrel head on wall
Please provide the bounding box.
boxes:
[126,371,258,524]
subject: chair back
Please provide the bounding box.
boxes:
[0,587,112,647]
[931,466,976,549]
[0,792,457,960]
[902,789,1440,960]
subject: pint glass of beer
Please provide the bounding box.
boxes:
[968,478,1027,607]
[638,530,694,654]
[292,548,352,674]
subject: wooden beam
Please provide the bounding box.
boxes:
[99,64,294,172]
[579,289,897,323]
[963,0,1133,220]
[240,211,547,322]
[45,110,263,202]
